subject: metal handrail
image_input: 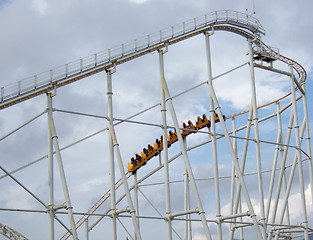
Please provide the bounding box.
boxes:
[0,10,264,107]
[0,223,28,240]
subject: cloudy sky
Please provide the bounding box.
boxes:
[0,0,313,239]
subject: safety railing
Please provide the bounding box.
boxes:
[0,223,28,240]
[0,10,265,105]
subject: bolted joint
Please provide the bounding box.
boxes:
[51,134,58,140]
[112,207,131,216]
[157,43,169,54]
[106,63,117,75]
[50,202,67,211]
[258,218,266,226]
[166,211,173,221]
[204,28,214,36]
[112,142,119,148]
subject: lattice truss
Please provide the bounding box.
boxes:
[0,11,312,240]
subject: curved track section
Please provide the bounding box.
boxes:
[0,10,264,110]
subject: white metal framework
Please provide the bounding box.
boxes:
[0,10,312,240]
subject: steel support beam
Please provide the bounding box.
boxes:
[47,94,55,240]
[280,66,308,239]
[158,47,173,240]
[302,82,313,206]
[106,69,117,240]
[205,34,263,240]
[158,48,213,240]
[204,31,222,240]
[133,174,140,239]
[47,92,78,240]
[183,138,192,240]
[248,39,266,239]
[265,102,282,226]
[107,116,142,240]
[228,103,253,240]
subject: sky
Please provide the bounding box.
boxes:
[0,0,313,240]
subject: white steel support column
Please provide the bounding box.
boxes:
[230,117,237,219]
[267,111,295,240]
[204,32,222,240]
[85,217,89,240]
[158,48,212,240]
[183,138,192,240]
[47,94,54,240]
[47,92,78,240]
[302,82,313,206]
[248,39,266,239]
[158,48,173,240]
[204,34,262,239]
[232,117,245,239]
[271,85,309,239]
[106,69,117,240]
[106,89,142,240]
[133,173,140,237]
[280,106,291,227]
[229,104,253,240]
[265,102,282,224]
[273,117,307,240]
[107,123,142,240]
[288,66,309,240]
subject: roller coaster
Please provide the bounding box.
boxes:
[127,113,224,174]
[0,10,312,240]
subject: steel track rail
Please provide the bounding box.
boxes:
[0,10,264,110]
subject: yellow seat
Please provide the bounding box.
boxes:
[154,139,163,151]
[196,114,211,129]
[141,146,158,160]
[167,130,178,144]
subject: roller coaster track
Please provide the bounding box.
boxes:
[1,10,308,240]
[0,11,305,111]
[61,50,306,237]
[5,10,300,240]
[0,10,266,110]
[0,223,28,240]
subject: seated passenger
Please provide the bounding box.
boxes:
[131,157,136,166]
[143,147,148,155]
[188,120,195,131]
[156,138,161,147]
[148,144,154,153]
[135,153,141,161]
[197,116,202,124]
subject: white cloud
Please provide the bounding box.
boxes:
[0,186,34,209]
[193,232,207,240]
[78,177,108,192]
[31,0,47,15]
